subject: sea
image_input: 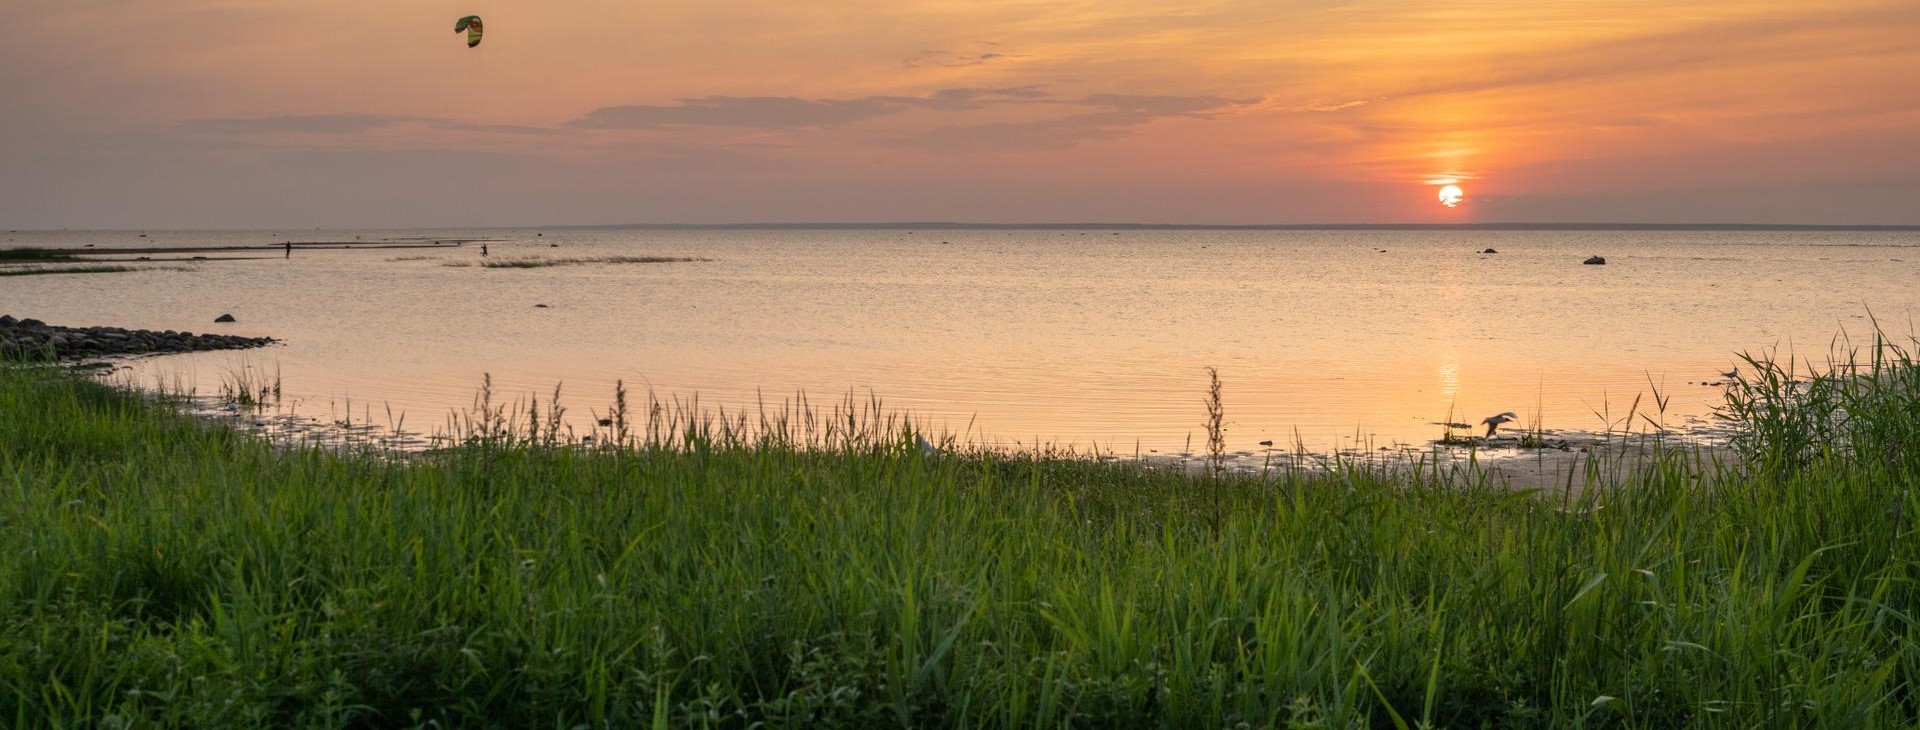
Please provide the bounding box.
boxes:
[5,226,1918,455]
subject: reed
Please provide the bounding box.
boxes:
[1,329,1917,727]
[1718,319,1920,479]
[1203,365,1227,538]
[215,360,282,411]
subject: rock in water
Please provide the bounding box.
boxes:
[2,317,274,359]
[215,313,237,323]
[1482,248,1498,254]
[1583,256,1607,265]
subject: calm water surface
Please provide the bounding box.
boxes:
[6,228,1918,452]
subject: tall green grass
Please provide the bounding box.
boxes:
[1,334,1918,727]
[1721,322,1920,481]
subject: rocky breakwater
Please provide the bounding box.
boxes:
[0,315,276,360]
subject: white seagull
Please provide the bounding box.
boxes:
[1481,412,1519,437]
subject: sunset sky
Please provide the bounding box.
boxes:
[4,0,1917,228]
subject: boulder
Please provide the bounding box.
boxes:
[3,316,275,359]
[1482,248,1498,254]
[215,314,237,323]
[1583,256,1607,265]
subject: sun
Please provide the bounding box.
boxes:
[1437,185,1465,208]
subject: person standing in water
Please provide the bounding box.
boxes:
[284,241,292,259]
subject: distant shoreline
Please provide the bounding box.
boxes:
[12,222,1920,234]
[552,222,1920,232]
[541,220,1920,232]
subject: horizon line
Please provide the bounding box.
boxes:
[12,222,1920,233]
[551,221,1920,232]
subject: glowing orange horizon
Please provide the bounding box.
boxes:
[5,0,1917,226]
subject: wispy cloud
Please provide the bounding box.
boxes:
[568,87,1053,130]
[1378,3,1918,103]
[904,42,1019,69]
[1288,99,1373,113]
[901,94,1255,152]
[178,114,400,135]
[570,97,904,130]
[901,86,1052,110]
[178,114,556,136]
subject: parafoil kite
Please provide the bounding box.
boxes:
[455,15,484,48]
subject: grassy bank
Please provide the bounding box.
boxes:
[0,248,77,263]
[0,247,134,277]
[2,341,1918,728]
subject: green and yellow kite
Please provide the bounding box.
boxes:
[454,15,484,48]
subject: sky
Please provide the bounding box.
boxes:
[3,0,1917,228]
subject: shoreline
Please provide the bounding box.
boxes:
[10,312,1749,492]
[122,357,1738,492]
[0,314,275,360]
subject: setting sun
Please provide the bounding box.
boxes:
[1438,185,1465,208]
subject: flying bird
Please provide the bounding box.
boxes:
[1481,412,1518,437]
